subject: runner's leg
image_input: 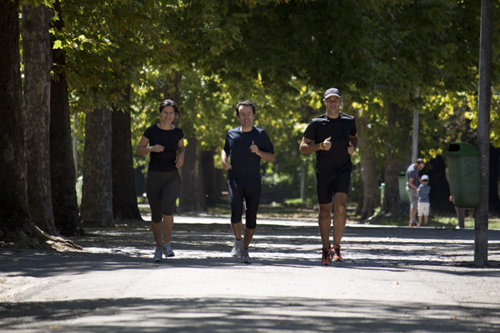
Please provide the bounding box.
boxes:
[242,187,260,248]
[333,192,348,246]
[229,182,244,240]
[160,171,181,243]
[319,203,332,250]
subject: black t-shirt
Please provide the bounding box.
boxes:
[303,113,357,174]
[143,125,184,172]
[223,127,274,188]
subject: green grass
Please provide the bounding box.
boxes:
[139,196,500,229]
[373,215,500,229]
[207,199,500,229]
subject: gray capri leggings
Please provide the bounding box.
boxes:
[146,170,181,223]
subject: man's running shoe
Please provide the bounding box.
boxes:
[163,242,175,257]
[231,239,243,257]
[321,248,331,265]
[241,248,251,263]
[332,244,343,262]
[154,247,162,262]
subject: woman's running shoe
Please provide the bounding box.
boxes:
[163,242,175,257]
[154,247,162,262]
[241,248,251,263]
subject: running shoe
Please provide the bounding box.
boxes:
[321,248,331,265]
[332,244,342,262]
[231,239,243,257]
[163,242,175,257]
[154,247,162,262]
[241,248,251,263]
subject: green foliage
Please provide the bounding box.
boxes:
[51,0,500,202]
[52,0,174,111]
[22,0,53,7]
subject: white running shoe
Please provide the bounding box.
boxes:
[231,239,243,257]
[162,242,175,257]
[241,248,251,263]
[154,247,162,262]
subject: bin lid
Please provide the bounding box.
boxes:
[444,142,480,156]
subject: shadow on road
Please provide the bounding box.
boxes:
[2,296,500,332]
[2,222,500,278]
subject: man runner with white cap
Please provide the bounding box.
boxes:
[300,88,358,265]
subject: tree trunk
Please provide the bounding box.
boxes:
[21,3,58,236]
[0,0,44,247]
[357,115,380,220]
[475,0,492,265]
[179,137,199,212]
[380,103,409,218]
[356,174,364,216]
[196,150,208,211]
[49,0,81,237]
[163,70,206,212]
[361,151,379,220]
[164,70,181,104]
[111,89,143,221]
[381,152,405,217]
[201,148,219,206]
[81,106,114,227]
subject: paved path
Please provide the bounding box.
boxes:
[1,216,500,332]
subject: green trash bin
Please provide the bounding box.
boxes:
[398,171,409,202]
[444,142,480,208]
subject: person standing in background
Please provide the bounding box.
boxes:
[406,158,425,227]
[417,175,431,226]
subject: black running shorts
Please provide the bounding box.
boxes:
[315,171,351,205]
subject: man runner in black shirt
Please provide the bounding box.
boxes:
[300,88,358,265]
[221,101,275,263]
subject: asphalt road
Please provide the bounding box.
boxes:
[1,216,500,332]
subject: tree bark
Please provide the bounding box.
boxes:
[111,89,143,221]
[357,115,380,220]
[380,103,409,218]
[0,0,43,247]
[356,174,364,216]
[381,152,405,217]
[81,106,114,227]
[164,69,181,126]
[179,137,199,212]
[49,0,81,237]
[201,148,219,206]
[21,3,58,236]
[475,0,492,265]
[163,70,206,212]
[196,150,208,211]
